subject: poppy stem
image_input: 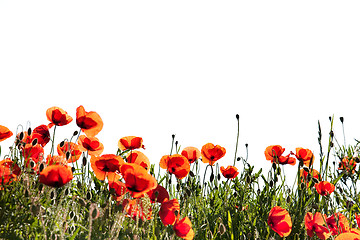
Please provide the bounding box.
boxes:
[50,125,57,156]
[233,114,240,166]
[170,134,175,156]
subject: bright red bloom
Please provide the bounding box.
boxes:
[315,181,335,196]
[147,184,169,204]
[304,212,331,239]
[118,136,145,151]
[76,105,103,137]
[173,216,194,240]
[46,107,73,127]
[160,154,190,179]
[57,141,82,163]
[0,159,21,186]
[201,143,226,166]
[31,125,50,147]
[356,213,360,228]
[181,147,200,164]
[39,164,73,188]
[0,125,13,142]
[108,180,127,201]
[220,165,239,179]
[120,163,157,198]
[265,145,296,165]
[159,199,180,226]
[77,135,104,156]
[90,154,124,181]
[23,144,44,165]
[0,159,21,177]
[326,212,350,235]
[122,198,152,221]
[127,150,150,171]
[267,206,292,237]
[294,147,314,167]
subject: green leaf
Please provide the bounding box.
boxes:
[228,210,234,240]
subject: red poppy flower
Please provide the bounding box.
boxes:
[356,213,360,228]
[220,165,239,179]
[201,143,226,166]
[76,105,103,137]
[159,199,180,226]
[181,147,200,164]
[335,232,360,240]
[267,206,292,237]
[173,216,194,240]
[90,154,125,181]
[160,154,190,179]
[39,164,73,188]
[46,155,67,165]
[46,107,73,127]
[299,168,320,187]
[0,159,21,186]
[326,212,350,235]
[315,181,335,196]
[265,145,296,165]
[77,135,104,156]
[294,147,314,167]
[338,157,357,174]
[23,144,44,166]
[31,125,51,147]
[120,163,157,198]
[118,136,145,151]
[147,184,169,204]
[108,180,127,201]
[127,150,150,171]
[304,212,331,239]
[0,125,13,142]
[122,198,152,221]
[57,141,82,163]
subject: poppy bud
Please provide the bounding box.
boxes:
[303,166,309,173]
[233,192,238,198]
[64,188,70,196]
[19,132,24,141]
[340,117,344,123]
[71,166,75,173]
[86,191,92,200]
[245,143,248,148]
[300,182,305,190]
[237,157,241,162]
[69,211,75,220]
[39,163,45,173]
[189,170,195,177]
[60,141,65,148]
[277,168,281,175]
[217,173,221,181]
[210,172,215,182]
[66,151,71,160]
[90,205,99,219]
[312,177,319,183]
[272,162,277,170]
[274,176,278,183]
[236,114,239,120]
[50,190,55,200]
[174,210,179,217]
[82,156,87,166]
[77,181,82,189]
[168,178,172,185]
[246,175,251,184]
[286,196,291,203]
[185,188,191,197]
[27,127,32,136]
[172,134,175,139]
[176,183,181,191]
[219,222,226,235]
[269,180,274,188]
[38,184,43,192]
[330,142,334,148]
[31,138,38,146]
[29,160,36,169]
[330,131,334,137]
[329,116,332,121]
[73,131,78,136]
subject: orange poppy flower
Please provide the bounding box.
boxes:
[315,181,335,196]
[299,168,320,187]
[147,184,169,204]
[31,124,51,147]
[160,154,190,179]
[201,143,226,166]
[335,232,360,240]
[120,163,157,198]
[77,135,104,156]
[159,199,180,226]
[76,105,103,137]
[173,216,194,240]
[39,164,73,188]
[181,147,200,164]
[108,180,127,201]
[220,165,239,179]
[90,154,124,181]
[23,144,44,165]
[57,141,82,163]
[118,136,145,151]
[46,106,73,128]
[326,212,350,235]
[294,147,314,167]
[0,125,13,142]
[338,157,357,174]
[127,150,150,171]
[122,198,152,221]
[265,145,296,165]
[267,206,292,237]
[304,212,331,239]
[0,159,21,186]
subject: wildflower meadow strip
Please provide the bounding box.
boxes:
[1,106,360,239]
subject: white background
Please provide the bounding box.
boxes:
[1,1,360,183]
